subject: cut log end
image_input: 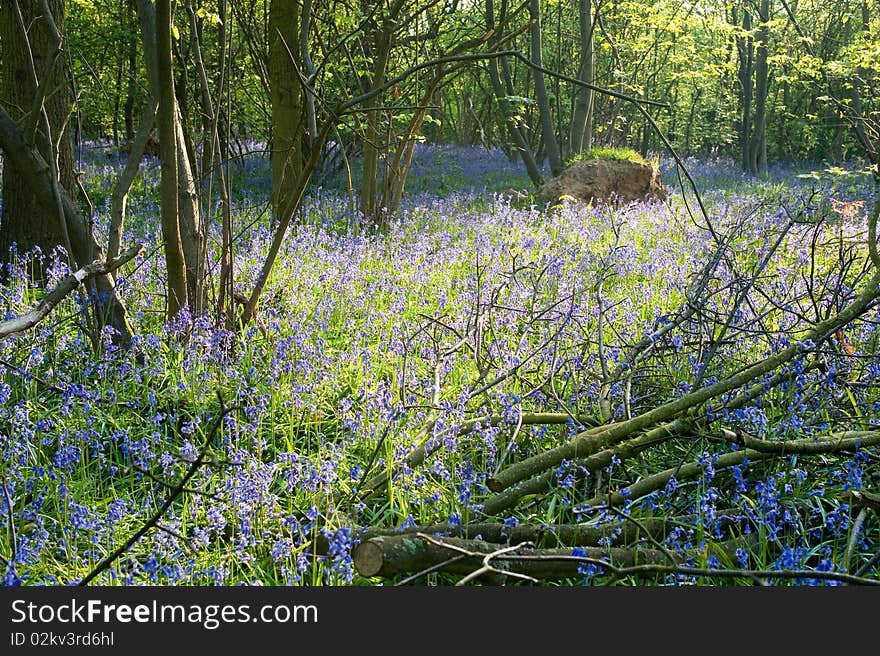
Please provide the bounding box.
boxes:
[352,540,385,577]
[486,477,503,492]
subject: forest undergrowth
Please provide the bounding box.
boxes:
[1,144,879,586]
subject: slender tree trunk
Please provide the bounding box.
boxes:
[156,0,188,317]
[569,0,595,157]
[108,96,158,263]
[269,0,302,223]
[216,0,235,329]
[135,0,205,316]
[174,114,205,313]
[736,8,753,173]
[596,8,625,147]
[486,0,543,186]
[382,68,448,214]
[750,0,769,175]
[300,0,318,148]
[684,88,701,154]
[359,8,394,222]
[189,5,216,206]
[529,0,563,176]
[173,40,198,181]
[124,31,137,145]
[851,0,879,180]
[639,79,652,157]
[113,38,124,148]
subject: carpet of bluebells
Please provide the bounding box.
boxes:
[1,143,879,585]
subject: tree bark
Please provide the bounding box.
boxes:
[135,0,205,317]
[0,105,134,345]
[0,0,76,281]
[107,97,158,263]
[336,511,745,553]
[358,1,400,223]
[749,0,769,175]
[269,0,303,223]
[736,7,753,173]
[300,0,318,148]
[0,0,133,346]
[352,533,755,580]
[156,0,188,318]
[569,0,595,157]
[528,0,563,176]
[486,0,543,186]
[124,18,137,145]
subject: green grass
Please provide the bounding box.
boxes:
[566,146,652,167]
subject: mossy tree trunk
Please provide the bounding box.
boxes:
[156,0,188,318]
[269,0,303,225]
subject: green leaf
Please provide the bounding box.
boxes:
[196,7,223,26]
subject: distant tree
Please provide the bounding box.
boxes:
[735,0,770,175]
[529,0,563,175]
[750,0,770,175]
[485,0,543,186]
[569,0,596,157]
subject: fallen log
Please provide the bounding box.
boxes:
[345,510,746,551]
[353,532,758,581]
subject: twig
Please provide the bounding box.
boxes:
[488,268,880,493]
[77,398,239,585]
[842,508,868,574]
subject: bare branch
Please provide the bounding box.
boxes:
[0,245,141,340]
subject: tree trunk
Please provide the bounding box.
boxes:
[124,29,138,145]
[850,0,878,180]
[300,0,318,148]
[269,0,303,223]
[156,0,188,318]
[528,0,563,176]
[736,8,753,173]
[485,0,543,186]
[135,0,205,317]
[0,106,134,346]
[569,0,595,157]
[749,0,769,175]
[359,6,395,223]
[108,97,158,263]
[0,0,132,346]
[382,68,446,215]
[0,0,76,280]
